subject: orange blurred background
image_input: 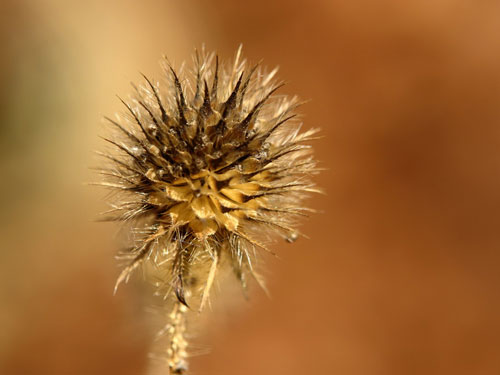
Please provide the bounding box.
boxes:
[1,0,500,374]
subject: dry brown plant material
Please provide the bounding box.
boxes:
[96,46,320,374]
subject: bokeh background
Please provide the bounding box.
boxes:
[2,0,500,374]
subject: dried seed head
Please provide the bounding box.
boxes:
[97,46,320,373]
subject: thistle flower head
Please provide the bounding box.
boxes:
[98,46,319,373]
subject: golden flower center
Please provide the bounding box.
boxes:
[153,168,264,238]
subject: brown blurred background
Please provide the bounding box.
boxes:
[2,0,500,374]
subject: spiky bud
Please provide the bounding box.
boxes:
[97,46,319,374]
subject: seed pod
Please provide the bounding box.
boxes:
[97,46,320,374]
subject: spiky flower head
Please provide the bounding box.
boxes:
[98,46,319,373]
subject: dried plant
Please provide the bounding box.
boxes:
[96,46,320,374]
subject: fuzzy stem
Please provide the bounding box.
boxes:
[166,301,188,374]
